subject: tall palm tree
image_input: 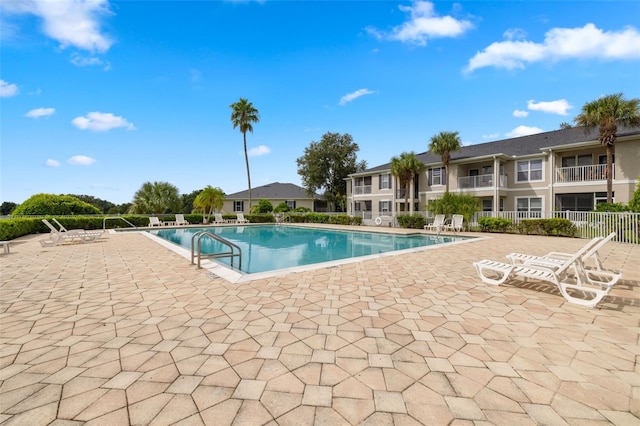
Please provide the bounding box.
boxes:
[390,152,425,213]
[193,185,225,223]
[129,181,181,214]
[428,131,462,193]
[230,98,260,211]
[574,93,640,203]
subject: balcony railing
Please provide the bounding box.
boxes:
[457,174,507,189]
[353,185,372,195]
[555,163,614,183]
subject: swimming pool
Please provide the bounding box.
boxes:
[149,225,471,277]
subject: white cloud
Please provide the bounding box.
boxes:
[248,145,271,157]
[46,159,60,167]
[0,79,19,97]
[25,107,55,118]
[72,111,135,131]
[506,125,544,138]
[482,132,500,140]
[68,155,96,165]
[527,99,572,115]
[466,23,640,72]
[2,0,113,52]
[339,88,376,106]
[71,54,111,70]
[367,1,474,46]
[513,110,529,118]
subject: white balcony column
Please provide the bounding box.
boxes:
[409,179,414,213]
[493,156,500,212]
[548,149,555,211]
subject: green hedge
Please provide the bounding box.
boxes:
[519,218,577,237]
[0,213,364,240]
[396,214,426,229]
[478,217,513,233]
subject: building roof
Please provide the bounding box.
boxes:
[358,125,640,174]
[226,182,321,200]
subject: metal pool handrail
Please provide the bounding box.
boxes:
[191,231,242,270]
[103,216,137,230]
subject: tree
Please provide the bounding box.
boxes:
[297,132,367,212]
[0,202,17,215]
[129,181,181,214]
[193,185,225,222]
[67,194,115,213]
[181,189,202,214]
[230,98,260,211]
[559,122,573,129]
[574,93,640,203]
[12,194,102,215]
[629,177,640,213]
[252,199,273,214]
[428,131,462,193]
[390,152,425,213]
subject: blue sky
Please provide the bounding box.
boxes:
[2,1,639,205]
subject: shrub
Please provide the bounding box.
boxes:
[519,218,576,237]
[396,214,426,229]
[273,202,290,213]
[427,192,479,230]
[12,194,102,216]
[251,199,273,214]
[478,217,513,232]
[595,202,630,212]
[627,177,640,212]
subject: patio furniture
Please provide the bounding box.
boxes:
[236,213,249,224]
[424,215,445,233]
[473,239,616,307]
[175,214,189,226]
[149,217,162,227]
[444,214,464,233]
[40,219,102,247]
[0,241,10,254]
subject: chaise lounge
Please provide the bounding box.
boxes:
[473,237,620,307]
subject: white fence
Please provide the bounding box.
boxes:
[472,211,639,244]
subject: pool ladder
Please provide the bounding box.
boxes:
[191,231,242,270]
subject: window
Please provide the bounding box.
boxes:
[354,201,372,211]
[286,200,296,209]
[355,176,372,186]
[482,165,493,175]
[516,197,542,217]
[379,174,391,189]
[233,201,244,212]
[428,167,446,186]
[516,159,543,182]
[379,201,391,215]
[562,154,591,167]
[598,154,615,164]
[482,199,492,212]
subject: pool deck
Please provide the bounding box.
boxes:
[1,227,639,425]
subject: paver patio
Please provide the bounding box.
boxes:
[1,227,639,425]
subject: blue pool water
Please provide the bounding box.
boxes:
[150,225,468,274]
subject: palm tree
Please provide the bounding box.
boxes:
[230,98,260,211]
[574,93,640,203]
[129,181,181,214]
[428,131,462,193]
[390,152,425,213]
[193,186,225,223]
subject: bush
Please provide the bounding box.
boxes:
[12,194,102,216]
[251,199,273,214]
[595,202,630,212]
[273,202,290,213]
[427,192,479,230]
[396,214,426,229]
[627,177,640,212]
[519,218,577,237]
[478,217,513,232]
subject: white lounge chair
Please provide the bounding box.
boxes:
[236,213,249,224]
[444,214,464,233]
[149,217,162,227]
[40,219,101,247]
[474,239,616,307]
[214,213,235,224]
[175,214,189,226]
[506,232,621,289]
[424,215,445,233]
[52,218,103,238]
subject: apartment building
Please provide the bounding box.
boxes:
[223,182,321,213]
[346,126,640,224]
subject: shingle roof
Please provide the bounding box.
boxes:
[226,182,321,200]
[360,125,640,174]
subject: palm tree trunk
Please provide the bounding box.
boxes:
[444,163,450,193]
[606,145,613,203]
[243,132,252,211]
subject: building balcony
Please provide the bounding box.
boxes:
[555,164,614,183]
[353,185,372,195]
[457,174,507,189]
